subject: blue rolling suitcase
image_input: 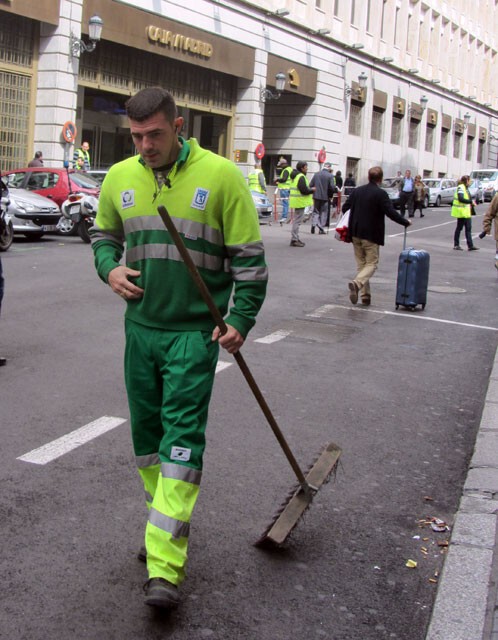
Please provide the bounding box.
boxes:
[395,230,430,311]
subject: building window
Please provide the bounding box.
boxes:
[391,114,403,145]
[366,0,372,32]
[348,103,363,136]
[465,137,474,162]
[334,0,340,16]
[315,0,321,8]
[440,129,449,156]
[477,140,484,164]
[453,132,462,159]
[425,125,435,152]
[408,119,419,149]
[371,107,384,141]
[351,0,356,25]
[381,0,387,40]
[346,157,359,183]
[394,8,400,47]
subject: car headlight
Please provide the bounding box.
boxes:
[10,197,36,212]
[252,196,265,206]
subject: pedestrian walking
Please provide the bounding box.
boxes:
[452,175,479,251]
[399,169,415,218]
[275,158,292,223]
[288,161,315,247]
[73,141,91,170]
[28,151,43,167]
[90,86,268,610]
[342,166,411,306]
[309,162,335,234]
[413,175,426,218]
[481,192,498,270]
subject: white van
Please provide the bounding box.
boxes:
[469,169,498,202]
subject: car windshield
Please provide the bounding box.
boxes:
[470,171,498,182]
[423,180,441,188]
[70,172,100,189]
[380,180,396,188]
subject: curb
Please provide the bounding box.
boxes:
[426,347,498,639]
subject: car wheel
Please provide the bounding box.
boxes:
[57,217,77,236]
[435,196,441,207]
[0,219,13,251]
[424,195,429,209]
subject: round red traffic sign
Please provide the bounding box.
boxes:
[317,148,326,164]
[62,121,77,144]
[255,143,265,159]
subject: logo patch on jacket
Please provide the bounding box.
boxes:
[171,446,191,462]
[121,190,135,209]
[191,188,209,211]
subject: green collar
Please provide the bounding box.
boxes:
[138,137,190,170]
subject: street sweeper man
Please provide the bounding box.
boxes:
[90,86,268,610]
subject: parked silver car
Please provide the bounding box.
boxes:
[251,190,273,223]
[422,178,457,207]
[468,180,484,204]
[7,188,61,239]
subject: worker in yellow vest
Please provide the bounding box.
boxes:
[247,163,266,194]
[288,161,315,247]
[451,175,479,251]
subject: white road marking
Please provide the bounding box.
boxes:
[388,212,484,237]
[309,304,498,332]
[17,416,127,465]
[254,329,293,343]
[216,360,232,373]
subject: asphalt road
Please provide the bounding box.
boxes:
[1,202,497,640]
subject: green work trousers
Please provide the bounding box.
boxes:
[124,319,219,585]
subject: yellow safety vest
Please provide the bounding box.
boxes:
[289,173,313,209]
[247,169,265,194]
[451,185,471,219]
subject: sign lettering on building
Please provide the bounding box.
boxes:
[147,26,213,58]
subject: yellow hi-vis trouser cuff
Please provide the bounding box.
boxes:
[139,462,201,586]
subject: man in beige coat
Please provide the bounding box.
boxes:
[481,193,498,270]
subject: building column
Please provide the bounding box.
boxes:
[34,0,82,166]
[233,49,267,179]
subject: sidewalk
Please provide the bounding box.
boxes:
[426,345,498,639]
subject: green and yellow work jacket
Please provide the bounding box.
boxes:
[91,138,268,338]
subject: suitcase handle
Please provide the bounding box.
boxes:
[403,226,407,251]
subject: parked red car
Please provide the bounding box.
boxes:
[1,167,101,236]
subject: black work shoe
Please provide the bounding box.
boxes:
[138,546,146,563]
[318,227,326,234]
[361,296,371,306]
[468,246,479,251]
[0,357,6,366]
[453,246,463,251]
[290,240,305,247]
[144,578,180,609]
[348,281,359,305]
[310,225,315,234]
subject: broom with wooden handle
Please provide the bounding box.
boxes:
[157,205,341,546]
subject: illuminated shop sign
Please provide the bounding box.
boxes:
[146,25,213,58]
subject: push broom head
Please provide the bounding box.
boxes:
[255,442,341,548]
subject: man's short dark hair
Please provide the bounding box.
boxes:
[35,151,42,158]
[368,166,383,183]
[125,87,177,123]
